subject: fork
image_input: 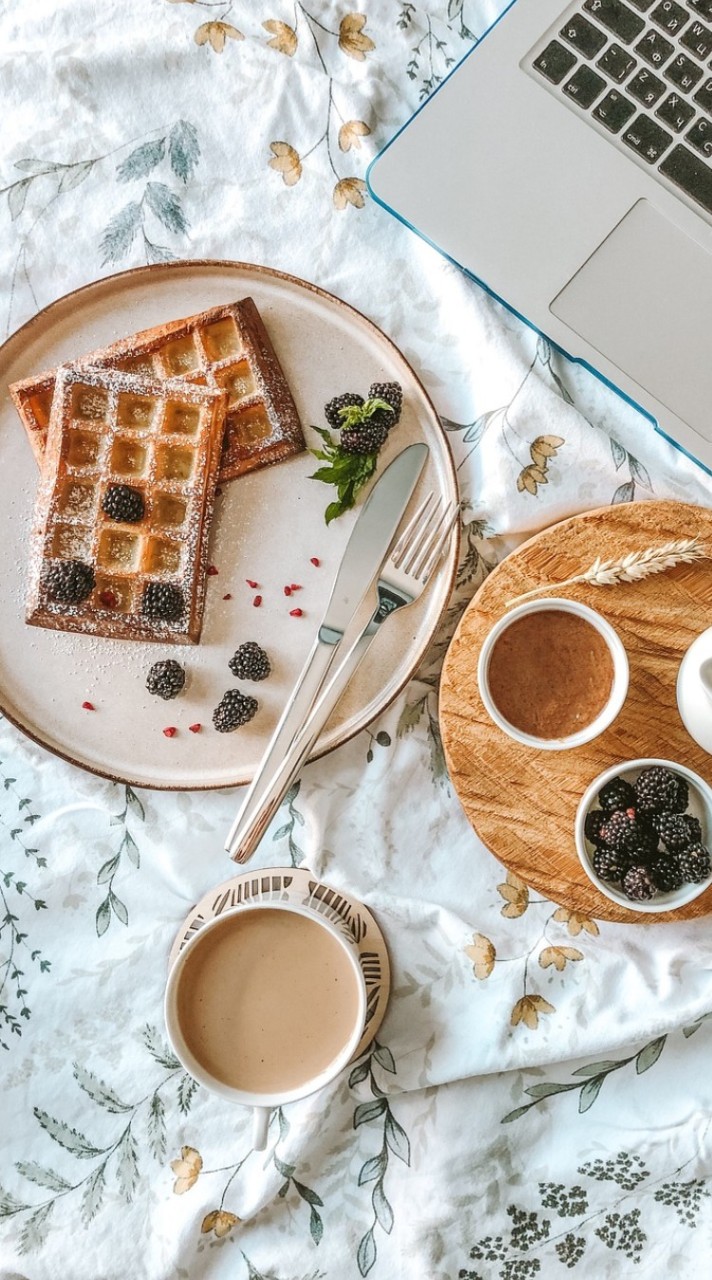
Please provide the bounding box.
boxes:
[224,492,459,863]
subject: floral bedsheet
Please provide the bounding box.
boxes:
[2,2,712,1277]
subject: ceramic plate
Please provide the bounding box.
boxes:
[0,261,458,789]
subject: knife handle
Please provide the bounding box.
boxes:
[225,611,383,865]
[224,635,339,861]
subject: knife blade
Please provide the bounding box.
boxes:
[224,441,429,860]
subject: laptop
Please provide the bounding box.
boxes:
[368,0,712,473]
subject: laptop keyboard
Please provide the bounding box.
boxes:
[529,0,712,218]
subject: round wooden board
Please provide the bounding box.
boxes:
[440,500,712,924]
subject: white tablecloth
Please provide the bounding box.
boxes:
[2,2,712,1276]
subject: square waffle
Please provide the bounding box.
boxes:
[25,366,227,644]
[10,297,304,483]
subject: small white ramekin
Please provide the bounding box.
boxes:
[477,597,629,751]
[575,758,712,914]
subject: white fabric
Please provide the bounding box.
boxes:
[1,2,712,1276]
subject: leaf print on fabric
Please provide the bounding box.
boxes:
[168,120,200,183]
[510,994,555,1030]
[100,202,142,265]
[263,19,298,55]
[3,1032,197,1251]
[194,21,243,52]
[502,1039,669,1125]
[538,946,583,971]
[552,907,599,937]
[333,177,366,209]
[498,871,529,919]
[349,1042,410,1275]
[338,120,371,151]
[465,933,496,979]
[116,139,166,183]
[338,14,375,60]
[201,1208,240,1237]
[170,1145,202,1194]
[269,141,302,186]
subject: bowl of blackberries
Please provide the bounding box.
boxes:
[575,759,712,912]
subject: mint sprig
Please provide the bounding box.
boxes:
[309,398,393,525]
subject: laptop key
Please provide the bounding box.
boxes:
[622,112,674,157]
[593,88,637,129]
[656,90,697,127]
[583,0,646,43]
[560,14,607,57]
[628,0,655,7]
[563,64,608,106]
[635,28,676,64]
[688,0,712,17]
[597,42,637,78]
[665,50,704,88]
[680,18,712,56]
[693,75,712,111]
[650,1,689,34]
[686,114,712,152]
[533,40,577,84]
[659,141,712,209]
[628,65,667,101]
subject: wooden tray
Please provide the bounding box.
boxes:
[439,500,712,923]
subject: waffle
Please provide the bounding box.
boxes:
[25,366,227,644]
[10,297,304,483]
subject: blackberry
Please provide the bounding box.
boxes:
[592,845,629,882]
[599,810,656,856]
[325,392,363,431]
[678,842,712,884]
[622,864,656,901]
[228,642,271,682]
[598,776,636,813]
[584,809,607,846]
[102,484,145,523]
[653,812,697,852]
[682,814,703,846]
[43,559,95,605]
[635,766,688,815]
[649,855,684,893]
[368,380,403,431]
[141,582,185,623]
[340,421,388,455]
[213,689,258,733]
[146,659,185,700]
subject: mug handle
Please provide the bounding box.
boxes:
[252,1106,271,1150]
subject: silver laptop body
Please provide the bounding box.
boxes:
[368,0,712,472]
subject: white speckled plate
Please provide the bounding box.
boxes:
[0,261,458,790]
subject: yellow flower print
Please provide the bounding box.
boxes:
[269,142,302,186]
[333,177,366,209]
[338,13,375,61]
[464,932,496,979]
[553,907,600,938]
[263,19,298,55]
[338,120,371,152]
[510,994,555,1030]
[539,945,583,971]
[497,871,529,919]
[170,1146,202,1195]
[201,1209,240,1238]
[195,21,244,53]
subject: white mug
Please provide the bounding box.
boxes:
[165,894,367,1150]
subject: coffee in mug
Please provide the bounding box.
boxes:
[165,900,367,1148]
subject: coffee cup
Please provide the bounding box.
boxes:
[477,597,628,750]
[165,894,367,1149]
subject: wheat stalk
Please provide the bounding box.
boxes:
[507,538,707,606]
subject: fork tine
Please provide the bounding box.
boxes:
[390,491,437,568]
[400,496,445,575]
[416,502,459,582]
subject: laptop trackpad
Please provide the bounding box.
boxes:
[550,199,712,436]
